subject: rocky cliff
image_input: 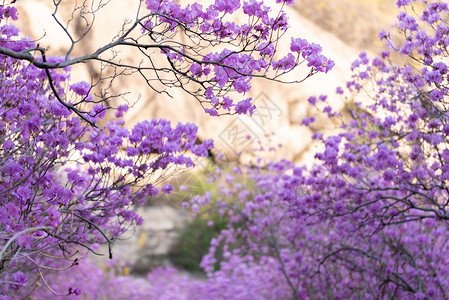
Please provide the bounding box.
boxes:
[13,0,398,164]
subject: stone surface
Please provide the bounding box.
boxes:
[92,205,189,273]
[15,0,362,164]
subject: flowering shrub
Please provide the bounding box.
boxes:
[0,42,213,298]
[187,1,449,299]
[0,3,214,298]
[31,252,293,300]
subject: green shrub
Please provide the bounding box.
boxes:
[169,214,227,272]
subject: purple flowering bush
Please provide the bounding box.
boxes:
[92,0,449,299]
[0,3,215,298]
[187,1,449,299]
[30,255,295,299]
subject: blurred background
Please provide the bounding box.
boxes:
[14,0,401,280]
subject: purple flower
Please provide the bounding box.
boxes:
[429,89,444,101]
[290,38,309,53]
[162,184,173,194]
[70,81,90,96]
[205,108,219,116]
[235,98,255,115]
[12,272,27,290]
[3,139,14,151]
[301,116,316,126]
[115,104,129,118]
[1,6,18,21]
[257,42,275,56]
[214,0,240,14]
[276,0,295,5]
[308,96,317,105]
[273,53,296,70]
[233,78,250,93]
[333,201,345,214]
[190,63,202,76]
[336,87,344,95]
[378,29,390,41]
[396,0,412,7]
[0,24,20,37]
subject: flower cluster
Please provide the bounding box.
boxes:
[30,257,291,300]
[141,0,333,116]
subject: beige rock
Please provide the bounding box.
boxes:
[14,0,360,165]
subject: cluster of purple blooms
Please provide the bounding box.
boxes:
[141,0,333,116]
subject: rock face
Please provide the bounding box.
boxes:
[14,0,363,164]
[93,204,189,274]
[292,0,398,53]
